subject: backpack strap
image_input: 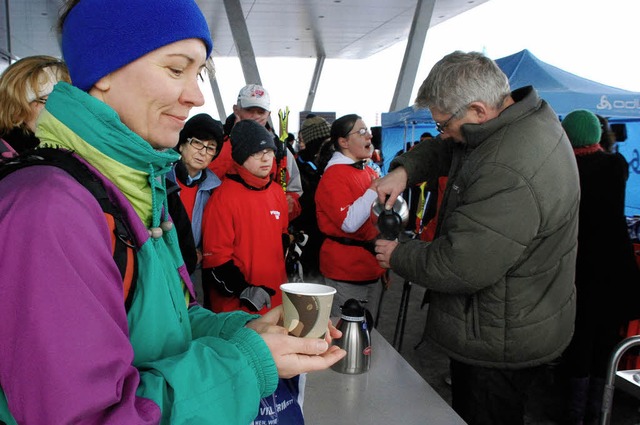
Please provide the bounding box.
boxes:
[0,138,17,159]
[0,148,138,309]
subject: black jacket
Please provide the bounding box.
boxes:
[166,179,198,275]
[1,127,40,154]
[574,150,640,324]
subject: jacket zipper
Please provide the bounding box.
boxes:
[465,294,480,339]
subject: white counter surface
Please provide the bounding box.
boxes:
[304,329,467,424]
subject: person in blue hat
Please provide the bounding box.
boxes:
[0,1,345,424]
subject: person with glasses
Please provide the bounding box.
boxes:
[0,55,70,154]
[373,51,580,425]
[202,119,290,315]
[202,119,311,424]
[315,114,387,320]
[209,84,304,222]
[166,113,223,283]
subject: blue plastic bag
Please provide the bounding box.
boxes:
[251,376,305,425]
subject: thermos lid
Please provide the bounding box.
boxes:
[340,298,365,317]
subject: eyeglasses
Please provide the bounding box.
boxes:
[435,105,468,134]
[250,149,276,160]
[347,127,371,137]
[188,137,217,155]
[34,97,48,105]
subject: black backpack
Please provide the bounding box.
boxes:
[0,147,138,309]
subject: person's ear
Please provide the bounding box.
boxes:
[93,75,111,92]
[338,136,349,150]
[232,105,242,124]
[468,102,490,123]
[88,75,111,100]
[178,143,185,154]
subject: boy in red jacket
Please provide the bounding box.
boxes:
[202,119,289,314]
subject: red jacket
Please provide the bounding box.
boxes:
[202,165,289,313]
[210,136,302,220]
[315,157,384,282]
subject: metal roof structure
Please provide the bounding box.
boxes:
[1,0,489,112]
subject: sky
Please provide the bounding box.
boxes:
[191,0,640,133]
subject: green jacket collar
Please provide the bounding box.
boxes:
[36,82,180,227]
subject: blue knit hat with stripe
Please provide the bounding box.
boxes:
[61,0,213,91]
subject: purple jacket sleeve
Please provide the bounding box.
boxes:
[0,167,160,424]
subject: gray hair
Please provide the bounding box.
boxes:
[415,51,510,115]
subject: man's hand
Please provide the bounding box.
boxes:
[375,238,399,269]
[373,167,408,210]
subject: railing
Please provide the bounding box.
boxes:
[600,335,640,425]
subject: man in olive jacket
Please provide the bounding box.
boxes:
[374,51,579,425]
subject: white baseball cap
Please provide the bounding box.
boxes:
[236,84,270,111]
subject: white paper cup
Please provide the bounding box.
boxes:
[280,283,336,338]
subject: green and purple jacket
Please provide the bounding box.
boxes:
[0,82,278,424]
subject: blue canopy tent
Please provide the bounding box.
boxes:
[381,49,640,214]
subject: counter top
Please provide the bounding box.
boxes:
[303,329,466,424]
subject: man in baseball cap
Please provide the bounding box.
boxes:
[210,83,303,222]
[233,84,271,127]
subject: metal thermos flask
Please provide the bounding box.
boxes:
[331,299,371,374]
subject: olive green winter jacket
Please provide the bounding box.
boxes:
[391,86,579,369]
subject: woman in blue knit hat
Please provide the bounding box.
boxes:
[560,109,640,424]
[0,1,345,424]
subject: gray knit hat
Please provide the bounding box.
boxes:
[230,120,277,164]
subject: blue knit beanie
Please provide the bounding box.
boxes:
[61,0,213,91]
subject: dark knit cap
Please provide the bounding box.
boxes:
[230,120,277,164]
[562,109,602,148]
[179,114,223,145]
[178,113,224,157]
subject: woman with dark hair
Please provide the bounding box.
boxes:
[166,113,224,276]
[315,114,386,319]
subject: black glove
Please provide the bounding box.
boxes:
[204,260,250,297]
[240,285,277,312]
